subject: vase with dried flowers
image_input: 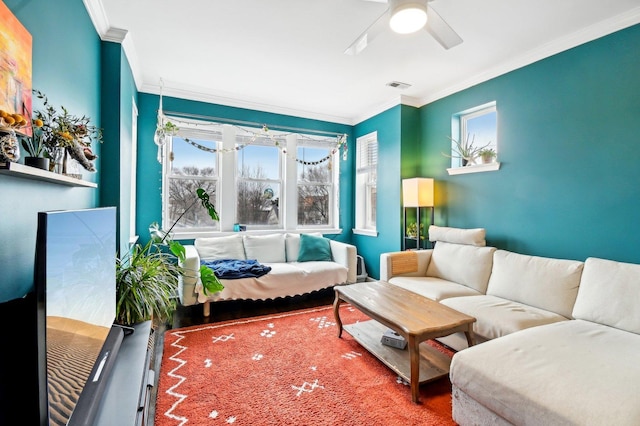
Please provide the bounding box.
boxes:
[31,89,103,174]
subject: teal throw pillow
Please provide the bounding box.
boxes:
[297,234,332,262]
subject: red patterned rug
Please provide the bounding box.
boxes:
[155,304,455,425]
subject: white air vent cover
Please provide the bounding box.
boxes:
[386,81,411,90]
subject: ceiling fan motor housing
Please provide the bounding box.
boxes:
[388,0,429,34]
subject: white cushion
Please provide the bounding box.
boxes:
[428,225,486,246]
[243,234,286,263]
[486,250,583,318]
[284,232,322,262]
[426,241,496,293]
[450,320,640,425]
[195,234,246,260]
[441,295,568,341]
[388,276,482,301]
[572,257,640,334]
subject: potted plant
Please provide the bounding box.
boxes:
[479,148,497,164]
[116,188,224,326]
[19,118,50,170]
[442,134,492,166]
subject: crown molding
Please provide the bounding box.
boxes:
[418,6,640,107]
[351,95,421,125]
[83,0,109,36]
[139,82,354,125]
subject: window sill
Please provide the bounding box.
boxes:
[172,228,343,241]
[352,228,378,237]
[447,162,500,175]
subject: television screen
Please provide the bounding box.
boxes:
[36,207,122,426]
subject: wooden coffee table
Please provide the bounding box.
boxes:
[333,280,476,403]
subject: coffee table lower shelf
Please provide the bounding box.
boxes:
[344,319,451,384]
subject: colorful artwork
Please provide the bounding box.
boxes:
[0,0,32,135]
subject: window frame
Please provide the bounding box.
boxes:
[353,131,378,236]
[161,118,342,238]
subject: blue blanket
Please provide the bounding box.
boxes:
[201,259,272,280]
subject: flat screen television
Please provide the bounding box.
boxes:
[34,207,124,426]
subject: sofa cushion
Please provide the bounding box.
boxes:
[441,295,569,341]
[426,241,496,293]
[297,234,332,262]
[195,234,246,260]
[428,225,486,246]
[486,250,583,318]
[285,232,323,262]
[388,276,482,301]
[572,257,640,334]
[450,320,640,425]
[243,234,286,263]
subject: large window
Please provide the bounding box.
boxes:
[354,131,377,234]
[297,143,334,227]
[164,129,220,232]
[162,120,342,236]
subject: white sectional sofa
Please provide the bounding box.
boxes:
[380,226,640,425]
[179,233,357,316]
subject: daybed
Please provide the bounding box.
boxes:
[380,226,640,425]
[179,233,357,316]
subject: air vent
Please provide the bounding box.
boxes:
[386,81,411,90]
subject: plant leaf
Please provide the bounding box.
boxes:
[199,266,224,295]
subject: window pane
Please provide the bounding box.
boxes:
[297,147,331,182]
[464,110,497,150]
[237,181,280,225]
[237,145,279,179]
[168,178,218,229]
[298,184,329,225]
[171,137,217,176]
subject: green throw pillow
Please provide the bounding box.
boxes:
[297,234,332,262]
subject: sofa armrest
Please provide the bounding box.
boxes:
[330,240,358,283]
[380,250,432,281]
[178,245,201,306]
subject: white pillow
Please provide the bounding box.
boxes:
[243,234,286,263]
[486,250,583,318]
[573,257,640,334]
[195,234,246,260]
[426,241,496,293]
[285,233,322,262]
[428,225,486,247]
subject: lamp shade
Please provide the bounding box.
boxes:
[402,178,434,207]
[389,0,428,34]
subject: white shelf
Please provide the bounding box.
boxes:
[447,162,501,175]
[0,161,97,188]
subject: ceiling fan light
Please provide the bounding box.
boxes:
[389,1,428,34]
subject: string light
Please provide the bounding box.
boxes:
[158,112,348,165]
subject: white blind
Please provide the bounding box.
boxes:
[357,136,378,171]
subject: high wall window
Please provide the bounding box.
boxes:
[450,102,498,168]
[354,131,377,235]
[162,120,341,237]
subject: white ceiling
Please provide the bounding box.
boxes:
[88,0,640,125]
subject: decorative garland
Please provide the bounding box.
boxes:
[160,116,348,165]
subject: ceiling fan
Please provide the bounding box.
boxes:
[345,0,463,55]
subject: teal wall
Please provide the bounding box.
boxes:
[135,93,354,244]
[353,105,402,279]
[100,42,138,254]
[1,0,102,303]
[420,24,640,264]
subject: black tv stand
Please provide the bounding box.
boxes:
[94,321,154,425]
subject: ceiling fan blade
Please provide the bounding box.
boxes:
[425,5,463,49]
[344,7,390,55]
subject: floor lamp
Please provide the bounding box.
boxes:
[402,178,434,250]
